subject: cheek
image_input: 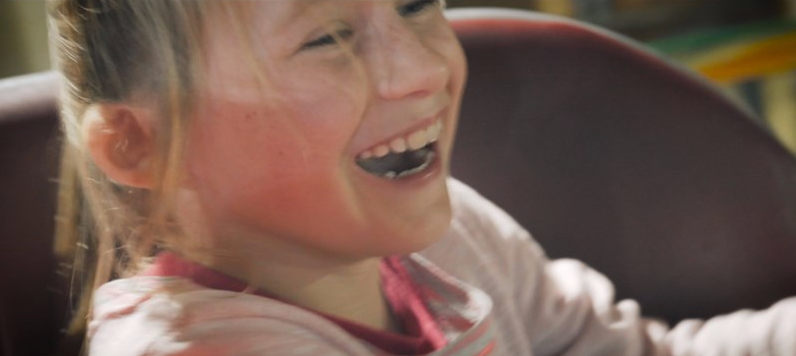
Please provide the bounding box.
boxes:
[439,30,468,101]
[275,67,368,133]
[183,95,364,225]
[186,106,296,200]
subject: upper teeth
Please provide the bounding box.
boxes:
[358,119,443,159]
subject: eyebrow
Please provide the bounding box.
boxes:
[275,0,324,28]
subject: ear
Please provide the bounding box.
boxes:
[82,103,155,188]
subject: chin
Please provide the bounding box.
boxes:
[382,201,452,256]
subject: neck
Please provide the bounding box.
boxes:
[173,190,398,331]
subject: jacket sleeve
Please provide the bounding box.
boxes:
[519,234,796,356]
[433,178,796,356]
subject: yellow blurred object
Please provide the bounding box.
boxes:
[536,0,575,16]
[763,72,796,152]
[693,31,796,84]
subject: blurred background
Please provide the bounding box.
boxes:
[0,1,48,78]
[2,0,795,150]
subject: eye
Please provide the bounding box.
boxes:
[301,28,354,50]
[398,0,443,17]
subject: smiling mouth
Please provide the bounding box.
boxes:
[356,119,442,180]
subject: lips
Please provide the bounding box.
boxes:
[355,119,442,179]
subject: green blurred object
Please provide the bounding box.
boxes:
[649,19,796,56]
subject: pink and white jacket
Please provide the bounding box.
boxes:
[88,179,796,356]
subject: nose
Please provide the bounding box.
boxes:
[366,20,450,100]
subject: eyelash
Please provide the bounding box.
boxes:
[398,0,443,17]
[302,28,354,50]
[301,0,443,50]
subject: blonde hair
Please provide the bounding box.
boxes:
[48,0,208,341]
[48,1,359,348]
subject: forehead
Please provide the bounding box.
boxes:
[210,1,367,26]
[200,1,383,55]
[201,1,356,41]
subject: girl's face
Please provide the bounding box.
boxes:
[181,0,466,261]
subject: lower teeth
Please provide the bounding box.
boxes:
[383,151,435,180]
[356,145,436,180]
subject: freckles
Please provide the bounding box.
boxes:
[244,111,258,123]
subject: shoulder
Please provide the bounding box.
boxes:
[421,178,548,293]
[446,178,525,236]
[89,277,370,356]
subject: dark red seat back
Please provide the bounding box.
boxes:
[449,8,796,323]
[0,71,64,356]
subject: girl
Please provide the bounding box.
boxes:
[50,0,796,355]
